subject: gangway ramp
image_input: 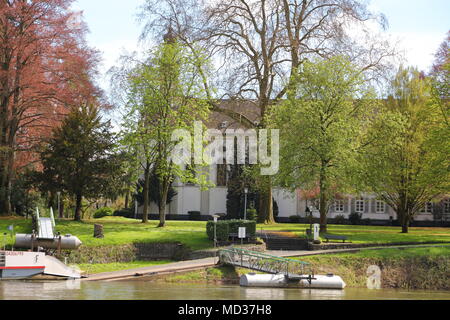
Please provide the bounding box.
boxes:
[218,247,315,282]
[35,208,56,240]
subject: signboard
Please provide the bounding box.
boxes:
[313,224,320,242]
[238,227,247,239]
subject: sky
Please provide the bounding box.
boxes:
[71,0,450,92]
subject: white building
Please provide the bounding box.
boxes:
[138,101,450,226]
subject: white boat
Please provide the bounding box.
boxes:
[0,251,80,280]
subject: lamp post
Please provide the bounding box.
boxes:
[244,188,249,221]
[213,215,220,248]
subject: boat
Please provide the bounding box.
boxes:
[0,250,81,280]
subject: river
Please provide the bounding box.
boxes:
[0,281,449,300]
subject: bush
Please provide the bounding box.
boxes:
[246,209,257,221]
[289,215,301,223]
[206,220,257,241]
[334,214,346,225]
[349,212,362,225]
[227,220,257,238]
[363,218,372,226]
[188,211,202,221]
[93,207,114,219]
[206,221,230,241]
[113,208,134,219]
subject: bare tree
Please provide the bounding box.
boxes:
[139,0,396,224]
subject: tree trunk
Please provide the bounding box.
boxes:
[0,158,11,215]
[402,224,409,234]
[158,200,167,228]
[142,166,150,223]
[124,191,129,210]
[60,200,65,219]
[158,180,170,228]
[319,163,328,233]
[397,205,409,234]
[74,193,82,222]
[258,181,275,224]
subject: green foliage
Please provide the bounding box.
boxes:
[358,66,450,232]
[10,173,40,217]
[113,208,134,219]
[289,215,301,223]
[206,221,230,241]
[227,220,257,238]
[93,207,114,219]
[349,212,363,225]
[247,208,258,221]
[134,171,178,207]
[269,56,378,230]
[37,105,125,221]
[117,40,211,225]
[334,215,347,225]
[206,219,257,241]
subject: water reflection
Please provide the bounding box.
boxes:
[0,281,449,301]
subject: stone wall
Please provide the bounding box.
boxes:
[65,242,191,264]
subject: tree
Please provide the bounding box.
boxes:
[117,35,210,227]
[139,0,395,224]
[0,1,102,215]
[358,67,450,233]
[38,105,123,221]
[135,170,178,211]
[269,56,378,232]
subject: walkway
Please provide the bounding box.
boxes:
[83,243,449,282]
[83,257,219,282]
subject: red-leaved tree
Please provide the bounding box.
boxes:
[0,0,102,214]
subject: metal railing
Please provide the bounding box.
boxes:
[219,247,314,281]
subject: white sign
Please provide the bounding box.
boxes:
[238,227,247,239]
[313,224,320,241]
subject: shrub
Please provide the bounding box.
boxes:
[349,212,362,225]
[206,220,257,241]
[188,211,202,221]
[113,208,133,219]
[227,220,257,238]
[93,207,114,219]
[206,221,230,241]
[334,215,346,225]
[246,209,258,221]
[289,215,301,223]
[363,218,372,226]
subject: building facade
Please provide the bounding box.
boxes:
[138,101,450,226]
[141,164,450,226]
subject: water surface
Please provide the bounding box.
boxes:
[1,281,449,300]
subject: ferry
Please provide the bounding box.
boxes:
[0,251,80,280]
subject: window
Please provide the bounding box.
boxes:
[335,200,345,213]
[376,200,386,214]
[355,199,365,213]
[444,199,450,214]
[216,164,228,187]
[421,202,433,214]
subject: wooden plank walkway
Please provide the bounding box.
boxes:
[83,257,219,282]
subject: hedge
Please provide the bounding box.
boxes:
[188,211,202,221]
[206,220,257,241]
[93,207,114,219]
[206,221,230,241]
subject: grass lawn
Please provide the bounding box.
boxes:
[1,216,450,251]
[76,260,173,275]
